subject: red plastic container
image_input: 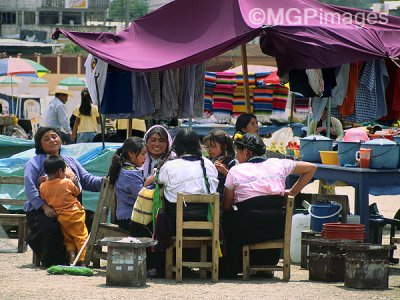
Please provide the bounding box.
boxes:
[322,223,365,241]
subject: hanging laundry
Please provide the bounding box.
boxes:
[101,67,154,119]
[331,64,350,106]
[381,59,400,120]
[339,62,362,116]
[289,69,316,98]
[305,69,324,97]
[147,72,161,111]
[205,71,217,88]
[321,68,337,98]
[84,54,108,105]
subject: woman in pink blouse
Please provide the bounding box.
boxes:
[220,133,316,278]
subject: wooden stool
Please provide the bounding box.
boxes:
[301,230,321,269]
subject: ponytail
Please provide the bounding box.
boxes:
[108,152,123,185]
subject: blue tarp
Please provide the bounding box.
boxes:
[0,135,35,159]
[0,142,121,211]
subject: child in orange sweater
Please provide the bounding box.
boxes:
[39,155,87,265]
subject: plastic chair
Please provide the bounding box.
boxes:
[242,195,294,281]
[165,192,220,282]
[28,112,43,138]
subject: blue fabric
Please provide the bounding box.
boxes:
[115,166,144,220]
[77,132,96,143]
[23,154,103,212]
[101,68,154,118]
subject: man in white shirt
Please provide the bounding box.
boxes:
[44,86,73,144]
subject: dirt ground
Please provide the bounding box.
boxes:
[0,182,399,300]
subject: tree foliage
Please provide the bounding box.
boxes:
[108,0,148,21]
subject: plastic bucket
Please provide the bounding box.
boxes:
[394,136,400,144]
[308,203,342,232]
[362,144,400,169]
[338,141,361,166]
[300,138,333,163]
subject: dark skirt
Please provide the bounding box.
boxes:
[220,195,286,277]
[26,209,68,267]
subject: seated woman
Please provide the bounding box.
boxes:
[24,126,103,267]
[221,133,316,278]
[234,113,259,135]
[142,125,173,180]
[158,129,219,234]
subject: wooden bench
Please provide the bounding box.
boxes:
[0,176,27,253]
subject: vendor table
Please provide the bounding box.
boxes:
[181,122,305,137]
[312,164,400,240]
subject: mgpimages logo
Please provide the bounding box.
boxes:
[248,7,389,27]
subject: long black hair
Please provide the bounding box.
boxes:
[235,113,257,134]
[79,88,92,116]
[108,137,145,185]
[172,129,210,192]
[203,129,235,160]
[34,126,62,155]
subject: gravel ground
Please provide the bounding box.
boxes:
[0,183,399,300]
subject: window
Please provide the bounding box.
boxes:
[1,12,16,24]
[24,12,35,25]
[39,11,58,25]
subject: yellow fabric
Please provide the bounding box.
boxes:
[73,105,100,133]
[114,119,146,132]
[131,187,154,225]
[40,178,87,261]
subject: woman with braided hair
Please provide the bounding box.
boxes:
[220,133,316,278]
[158,129,219,234]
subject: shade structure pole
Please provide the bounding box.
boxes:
[241,44,251,114]
[10,75,14,115]
[94,73,105,149]
[127,119,132,138]
[326,97,331,139]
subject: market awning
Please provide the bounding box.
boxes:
[53,0,400,75]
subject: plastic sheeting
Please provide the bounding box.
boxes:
[0,135,34,159]
[0,142,121,211]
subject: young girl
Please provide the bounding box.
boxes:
[108,137,153,231]
[203,129,236,198]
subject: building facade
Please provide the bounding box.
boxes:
[0,0,112,40]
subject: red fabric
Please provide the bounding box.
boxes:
[339,62,362,116]
[380,59,400,120]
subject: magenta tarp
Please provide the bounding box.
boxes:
[53,0,400,74]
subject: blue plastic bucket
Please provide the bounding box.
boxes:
[338,142,361,166]
[308,203,342,232]
[300,138,333,163]
[394,136,400,144]
[362,143,400,169]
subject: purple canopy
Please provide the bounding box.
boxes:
[53,0,400,74]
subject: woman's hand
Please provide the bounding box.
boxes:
[284,189,297,197]
[214,161,228,176]
[42,203,57,218]
[39,175,48,185]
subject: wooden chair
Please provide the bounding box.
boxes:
[84,177,129,267]
[165,192,220,282]
[0,176,27,253]
[242,195,294,281]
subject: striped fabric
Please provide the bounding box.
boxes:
[253,86,273,116]
[232,86,254,116]
[235,73,256,86]
[294,96,309,113]
[212,87,234,117]
[216,72,237,88]
[204,87,213,112]
[205,71,217,88]
[272,85,289,111]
